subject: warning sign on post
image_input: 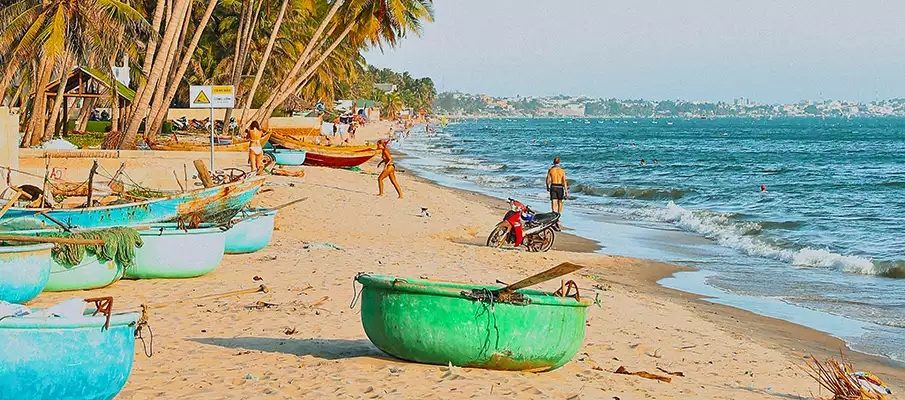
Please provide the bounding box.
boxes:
[189,85,234,108]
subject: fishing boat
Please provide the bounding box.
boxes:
[0,308,140,399]
[354,274,590,371]
[5,227,144,292]
[148,132,271,152]
[270,132,376,168]
[125,223,225,279]
[0,176,265,231]
[0,242,53,303]
[224,208,276,254]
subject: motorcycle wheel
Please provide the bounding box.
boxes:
[486,226,508,248]
[535,227,555,252]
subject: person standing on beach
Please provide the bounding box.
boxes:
[546,157,567,213]
[247,121,264,173]
[377,140,403,198]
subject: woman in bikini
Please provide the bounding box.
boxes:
[376,139,402,198]
[248,121,264,173]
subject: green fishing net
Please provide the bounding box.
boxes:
[45,227,144,268]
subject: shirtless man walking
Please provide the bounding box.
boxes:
[546,157,567,213]
[376,139,403,198]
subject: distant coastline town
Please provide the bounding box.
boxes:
[433,92,905,118]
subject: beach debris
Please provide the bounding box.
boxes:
[656,367,685,377]
[253,275,263,281]
[613,366,672,383]
[283,327,297,335]
[307,296,329,307]
[647,348,663,358]
[580,352,603,371]
[419,207,431,217]
[799,354,892,400]
[388,366,404,376]
[302,241,344,251]
[248,301,278,310]
[244,373,258,380]
[593,283,610,291]
[271,167,305,178]
[264,181,295,187]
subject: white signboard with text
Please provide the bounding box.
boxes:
[189,85,235,108]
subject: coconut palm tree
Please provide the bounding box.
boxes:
[0,0,149,146]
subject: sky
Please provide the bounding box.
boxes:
[364,0,905,103]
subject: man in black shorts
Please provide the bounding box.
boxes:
[546,157,567,213]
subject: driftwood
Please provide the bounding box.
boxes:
[614,366,672,383]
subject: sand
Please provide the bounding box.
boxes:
[23,122,904,399]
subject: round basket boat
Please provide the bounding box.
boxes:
[124,223,225,279]
[224,209,277,254]
[0,310,140,400]
[355,274,590,372]
[0,242,53,304]
[272,149,307,166]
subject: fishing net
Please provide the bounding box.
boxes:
[45,227,144,268]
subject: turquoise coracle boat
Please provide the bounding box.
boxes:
[0,176,264,231]
[125,223,225,279]
[0,242,53,303]
[224,209,277,254]
[0,310,140,399]
[355,274,590,372]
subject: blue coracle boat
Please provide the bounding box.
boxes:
[0,176,265,231]
[0,310,140,400]
[0,242,53,303]
[271,149,307,166]
[125,223,226,279]
[225,208,277,254]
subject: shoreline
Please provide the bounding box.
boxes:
[393,147,905,390]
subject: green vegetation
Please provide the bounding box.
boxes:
[1,0,435,148]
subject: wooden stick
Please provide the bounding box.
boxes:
[36,211,72,232]
[222,197,307,227]
[173,170,185,192]
[85,160,98,207]
[0,235,106,245]
[193,159,214,188]
[498,262,585,294]
[0,188,26,219]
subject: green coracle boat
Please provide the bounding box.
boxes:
[354,274,590,372]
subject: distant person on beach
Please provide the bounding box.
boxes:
[377,140,403,198]
[546,157,567,214]
[247,121,264,173]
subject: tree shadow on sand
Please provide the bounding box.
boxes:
[188,337,397,361]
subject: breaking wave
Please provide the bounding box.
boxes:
[631,202,892,276]
[571,184,694,200]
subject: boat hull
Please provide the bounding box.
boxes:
[355,275,590,371]
[224,209,277,254]
[269,133,376,168]
[0,176,265,231]
[272,150,306,166]
[0,243,53,304]
[149,132,271,152]
[302,152,376,168]
[125,223,225,279]
[45,257,124,292]
[0,311,139,400]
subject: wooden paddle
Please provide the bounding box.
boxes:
[0,235,106,245]
[496,262,585,296]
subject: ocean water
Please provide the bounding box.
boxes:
[394,117,905,362]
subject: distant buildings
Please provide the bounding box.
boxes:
[373,83,397,94]
[433,92,905,118]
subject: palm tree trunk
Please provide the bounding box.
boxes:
[121,0,191,148]
[141,0,167,77]
[239,0,289,128]
[145,0,193,140]
[76,97,96,131]
[248,0,344,124]
[257,23,355,122]
[44,55,75,142]
[110,60,121,132]
[26,59,54,146]
[221,0,262,135]
[146,0,217,137]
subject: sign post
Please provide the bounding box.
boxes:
[189,85,235,172]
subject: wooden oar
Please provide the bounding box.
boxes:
[0,235,106,245]
[220,197,307,227]
[496,262,585,296]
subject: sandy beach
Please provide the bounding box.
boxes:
[20,121,902,399]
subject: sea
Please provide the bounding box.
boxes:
[393,117,905,363]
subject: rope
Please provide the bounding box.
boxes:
[350,273,365,309]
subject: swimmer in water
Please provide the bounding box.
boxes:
[653,159,658,165]
[640,159,646,166]
[761,184,767,193]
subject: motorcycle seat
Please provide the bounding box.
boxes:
[532,212,560,223]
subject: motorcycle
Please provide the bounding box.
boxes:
[486,198,560,252]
